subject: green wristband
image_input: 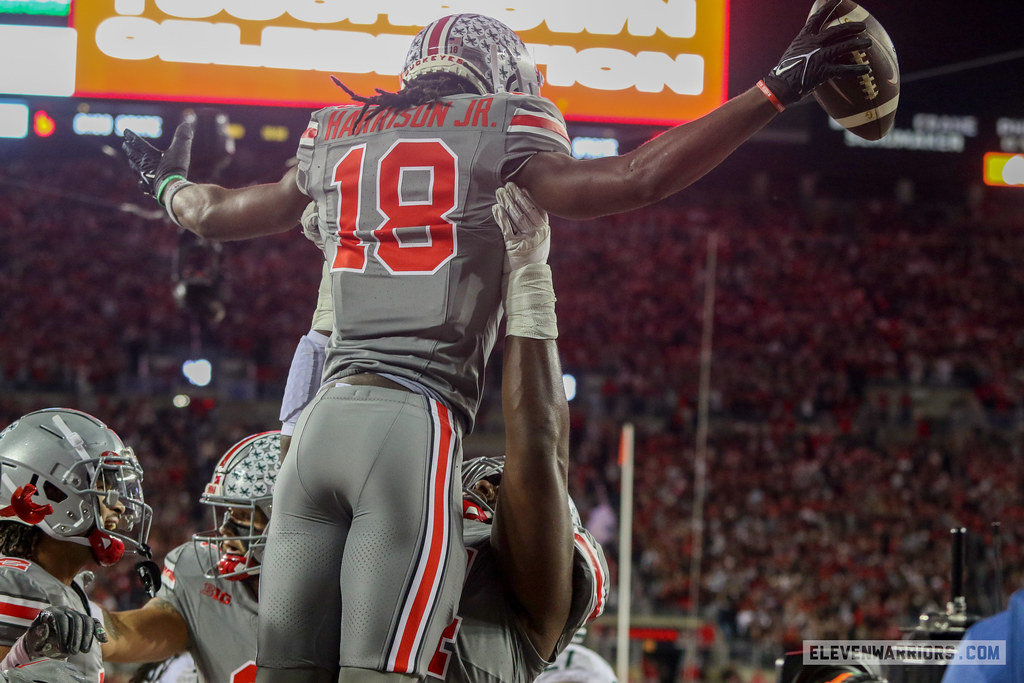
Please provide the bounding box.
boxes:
[156,174,186,206]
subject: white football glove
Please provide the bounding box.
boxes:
[493,182,550,272]
[300,201,326,251]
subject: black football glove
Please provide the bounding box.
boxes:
[122,120,194,206]
[24,606,108,659]
[763,0,873,108]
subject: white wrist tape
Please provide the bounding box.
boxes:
[1,633,33,670]
[504,263,557,340]
[163,178,195,228]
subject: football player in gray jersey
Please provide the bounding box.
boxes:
[120,8,866,680]
[0,408,152,682]
[101,432,282,683]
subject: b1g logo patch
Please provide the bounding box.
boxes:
[200,582,232,605]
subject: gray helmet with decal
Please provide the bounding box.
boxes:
[462,455,583,527]
[194,431,281,581]
[402,14,543,96]
[0,408,151,566]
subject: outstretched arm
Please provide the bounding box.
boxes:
[168,167,309,241]
[122,122,309,241]
[515,88,777,219]
[489,184,573,659]
[100,598,190,663]
[513,0,871,219]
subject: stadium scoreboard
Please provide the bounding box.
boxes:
[0,0,728,126]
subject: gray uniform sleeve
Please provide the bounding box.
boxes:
[554,526,611,655]
[294,111,322,197]
[500,94,572,181]
[0,564,52,646]
[156,544,189,615]
[2,658,87,683]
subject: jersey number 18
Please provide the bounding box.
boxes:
[330,139,458,275]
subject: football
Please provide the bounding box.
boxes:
[810,0,900,141]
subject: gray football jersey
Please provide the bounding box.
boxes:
[158,544,258,683]
[430,520,610,682]
[0,557,102,682]
[295,93,571,431]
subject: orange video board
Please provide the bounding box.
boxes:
[71,1,728,125]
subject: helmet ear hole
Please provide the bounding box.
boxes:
[42,481,67,504]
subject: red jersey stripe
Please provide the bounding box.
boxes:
[575,531,606,622]
[509,114,570,142]
[0,601,42,622]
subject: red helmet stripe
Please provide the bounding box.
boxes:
[426,15,455,57]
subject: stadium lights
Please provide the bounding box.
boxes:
[983,152,1024,187]
[182,359,213,387]
[32,110,55,137]
[571,136,619,159]
[563,373,577,401]
[114,114,163,138]
[73,112,114,136]
[0,101,28,138]
[260,125,289,142]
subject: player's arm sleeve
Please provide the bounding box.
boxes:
[500,95,572,183]
[0,571,53,648]
[294,110,323,198]
[554,525,610,655]
[154,545,186,613]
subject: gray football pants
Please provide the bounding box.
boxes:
[256,384,465,679]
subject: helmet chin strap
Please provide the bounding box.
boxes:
[217,552,256,581]
[88,528,125,567]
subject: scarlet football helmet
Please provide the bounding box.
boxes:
[402,14,543,96]
[194,431,281,581]
[0,408,152,567]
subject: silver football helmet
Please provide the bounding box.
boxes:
[402,14,543,96]
[0,408,151,566]
[462,455,583,527]
[461,455,504,522]
[194,431,281,581]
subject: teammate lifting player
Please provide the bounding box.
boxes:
[97,190,606,682]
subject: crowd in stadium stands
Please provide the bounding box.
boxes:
[3,153,1024,672]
